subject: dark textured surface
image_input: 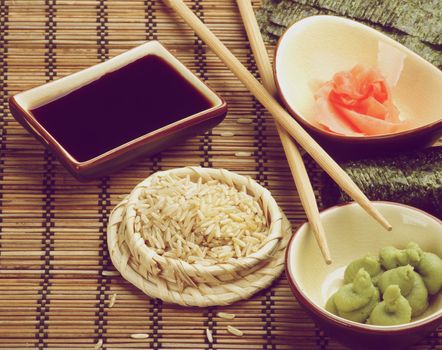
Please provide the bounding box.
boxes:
[321,147,442,219]
[287,0,442,45]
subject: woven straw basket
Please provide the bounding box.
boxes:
[107,167,291,306]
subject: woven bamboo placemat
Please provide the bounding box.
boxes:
[0,1,440,349]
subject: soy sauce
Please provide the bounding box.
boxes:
[30,55,213,162]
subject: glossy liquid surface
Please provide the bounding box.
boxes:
[31,55,213,162]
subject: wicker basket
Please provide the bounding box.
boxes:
[107,167,291,306]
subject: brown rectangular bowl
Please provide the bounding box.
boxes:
[9,41,227,181]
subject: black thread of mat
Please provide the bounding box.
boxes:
[246,52,269,189]
[145,0,157,41]
[260,291,275,350]
[193,0,212,169]
[95,176,111,346]
[191,1,216,347]
[35,1,56,348]
[315,327,329,350]
[0,0,9,256]
[245,37,276,350]
[144,1,163,348]
[427,330,439,350]
[94,1,111,348]
[302,152,323,209]
[203,307,216,347]
[144,0,162,174]
[148,298,162,350]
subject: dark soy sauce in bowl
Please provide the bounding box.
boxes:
[30,55,212,162]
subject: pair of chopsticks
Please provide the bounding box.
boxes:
[162,0,392,264]
[235,0,331,263]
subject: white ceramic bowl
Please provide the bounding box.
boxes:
[286,201,442,349]
[274,16,442,155]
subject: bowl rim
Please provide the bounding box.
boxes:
[273,15,442,143]
[8,40,227,175]
[285,200,442,334]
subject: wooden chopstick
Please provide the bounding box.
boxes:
[162,0,392,232]
[236,0,331,264]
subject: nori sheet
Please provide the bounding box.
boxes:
[285,0,442,45]
[257,0,442,68]
[321,147,442,219]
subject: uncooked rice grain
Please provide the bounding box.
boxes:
[94,339,103,350]
[237,118,253,124]
[227,325,243,336]
[102,270,120,277]
[130,333,149,339]
[217,312,235,319]
[206,328,213,343]
[220,131,235,136]
[134,174,269,264]
[108,293,117,308]
[235,152,252,157]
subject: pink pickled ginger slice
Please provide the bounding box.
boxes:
[312,64,410,136]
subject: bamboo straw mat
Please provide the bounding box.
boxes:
[0,1,440,349]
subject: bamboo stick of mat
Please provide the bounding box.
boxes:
[236,0,331,264]
[162,0,392,231]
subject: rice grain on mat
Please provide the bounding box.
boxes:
[94,339,103,350]
[130,333,150,339]
[220,131,235,136]
[227,325,243,336]
[134,174,269,264]
[235,152,252,157]
[102,270,120,277]
[108,293,117,308]
[217,312,236,319]
[206,328,213,343]
[237,118,253,124]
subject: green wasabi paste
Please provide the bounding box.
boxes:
[324,242,441,326]
[367,285,412,326]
